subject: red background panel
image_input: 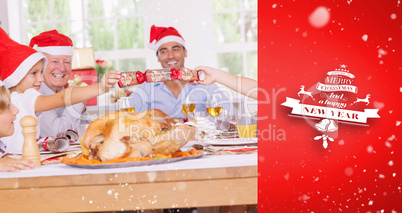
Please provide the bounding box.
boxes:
[258,0,401,212]
[70,69,97,106]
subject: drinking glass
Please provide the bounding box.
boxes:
[77,123,89,156]
[216,110,236,132]
[194,111,207,124]
[207,94,223,126]
[118,97,135,112]
[181,95,196,117]
[235,113,257,138]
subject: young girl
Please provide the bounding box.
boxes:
[0,81,35,172]
[0,28,120,154]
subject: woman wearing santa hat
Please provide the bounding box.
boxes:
[0,27,120,154]
[29,30,90,138]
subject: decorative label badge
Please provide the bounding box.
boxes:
[281,65,380,148]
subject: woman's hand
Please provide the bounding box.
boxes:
[189,66,220,85]
[0,158,34,172]
[100,70,121,93]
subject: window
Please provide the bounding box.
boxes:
[213,0,257,79]
[14,0,256,80]
[20,0,146,71]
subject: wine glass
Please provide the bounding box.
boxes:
[181,95,196,121]
[118,97,135,112]
[207,94,223,125]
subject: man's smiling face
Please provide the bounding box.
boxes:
[157,42,187,70]
[42,53,72,93]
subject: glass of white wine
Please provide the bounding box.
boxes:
[118,97,135,112]
[207,94,223,126]
[181,95,196,120]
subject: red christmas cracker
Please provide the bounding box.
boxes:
[171,68,205,81]
[118,71,146,87]
[117,68,205,88]
[144,68,172,83]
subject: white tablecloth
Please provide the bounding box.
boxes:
[0,141,257,179]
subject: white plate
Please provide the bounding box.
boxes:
[219,131,238,137]
[205,137,258,146]
[64,154,204,169]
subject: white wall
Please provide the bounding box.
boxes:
[142,0,218,70]
[0,0,9,32]
[3,0,22,42]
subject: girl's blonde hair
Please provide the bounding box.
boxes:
[0,86,11,113]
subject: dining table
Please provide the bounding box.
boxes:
[0,138,257,212]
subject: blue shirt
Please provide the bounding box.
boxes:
[127,82,235,119]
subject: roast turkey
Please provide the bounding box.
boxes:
[82,109,197,161]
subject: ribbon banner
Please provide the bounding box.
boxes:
[327,71,355,78]
[316,82,358,94]
[281,98,380,123]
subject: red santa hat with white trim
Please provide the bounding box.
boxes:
[147,25,186,52]
[0,28,47,88]
[29,29,74,56]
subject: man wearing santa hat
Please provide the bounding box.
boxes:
[29,30,89,138]
[128,25,234,119]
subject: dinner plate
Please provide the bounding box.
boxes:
[205,137,258,146]
[63,154,204,169]
[219,131,238,137]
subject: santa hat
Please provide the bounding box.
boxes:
[0,28,47,88]
[0,80,4,87]
[29,29,74,56]
[147,25,185,52]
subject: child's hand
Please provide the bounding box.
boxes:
[0,158,34,172]
[101,70,121,93]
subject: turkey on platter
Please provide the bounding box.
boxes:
[82,109,197,161]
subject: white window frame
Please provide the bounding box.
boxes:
[212,0,258,78]
[10,0,148,71]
